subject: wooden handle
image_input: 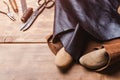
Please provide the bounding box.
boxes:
[9,0,18,13]
[21,7,33,23]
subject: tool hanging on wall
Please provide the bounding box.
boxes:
[0,1,16,21]
[9,0,18,13]
[20,0,55,31]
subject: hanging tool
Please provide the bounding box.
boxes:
[9,0,18,13]
[20,0,55,31]
[0,1,16,21]
[20,0,27,14]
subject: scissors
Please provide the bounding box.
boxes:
[0,1,16,21]
[20,0,55,31]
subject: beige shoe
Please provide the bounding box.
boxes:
[55,48,73,69]
[79,48,109,70]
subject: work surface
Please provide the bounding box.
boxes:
[0,0,53,42]
[1,44,120,80]
[0,0,120,80]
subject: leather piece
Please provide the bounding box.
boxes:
[46,35,63,55]
[51,0,120,61]
[60,24,89,61]
[53,0,120,41]
[47,33,120,70]
[104,41,120,65]
[95,39,120,71]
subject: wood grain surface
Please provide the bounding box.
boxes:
[0,0,120,80]
[0,0,53,42]
[0,44,119,80]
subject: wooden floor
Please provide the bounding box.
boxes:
[0,0,120,80]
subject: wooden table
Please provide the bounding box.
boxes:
[0,0,120,80]
[0,0,53,42]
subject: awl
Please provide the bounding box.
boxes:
[9,0,18,13]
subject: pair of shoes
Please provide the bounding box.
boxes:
[55,47,109,70]
[79,48,109,70]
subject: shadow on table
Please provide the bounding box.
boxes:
[100,61,120,75]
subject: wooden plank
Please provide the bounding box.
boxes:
[0,44,120,80]
[0,0,53,42]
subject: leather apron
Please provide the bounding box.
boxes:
[50,0,120,62]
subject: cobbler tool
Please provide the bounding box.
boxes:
[20,0,33,23]
[20,0,55,31]
[20,0,27,13]
[21,7,33,23]
[0,1,16,21]
[9,0,18,13]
